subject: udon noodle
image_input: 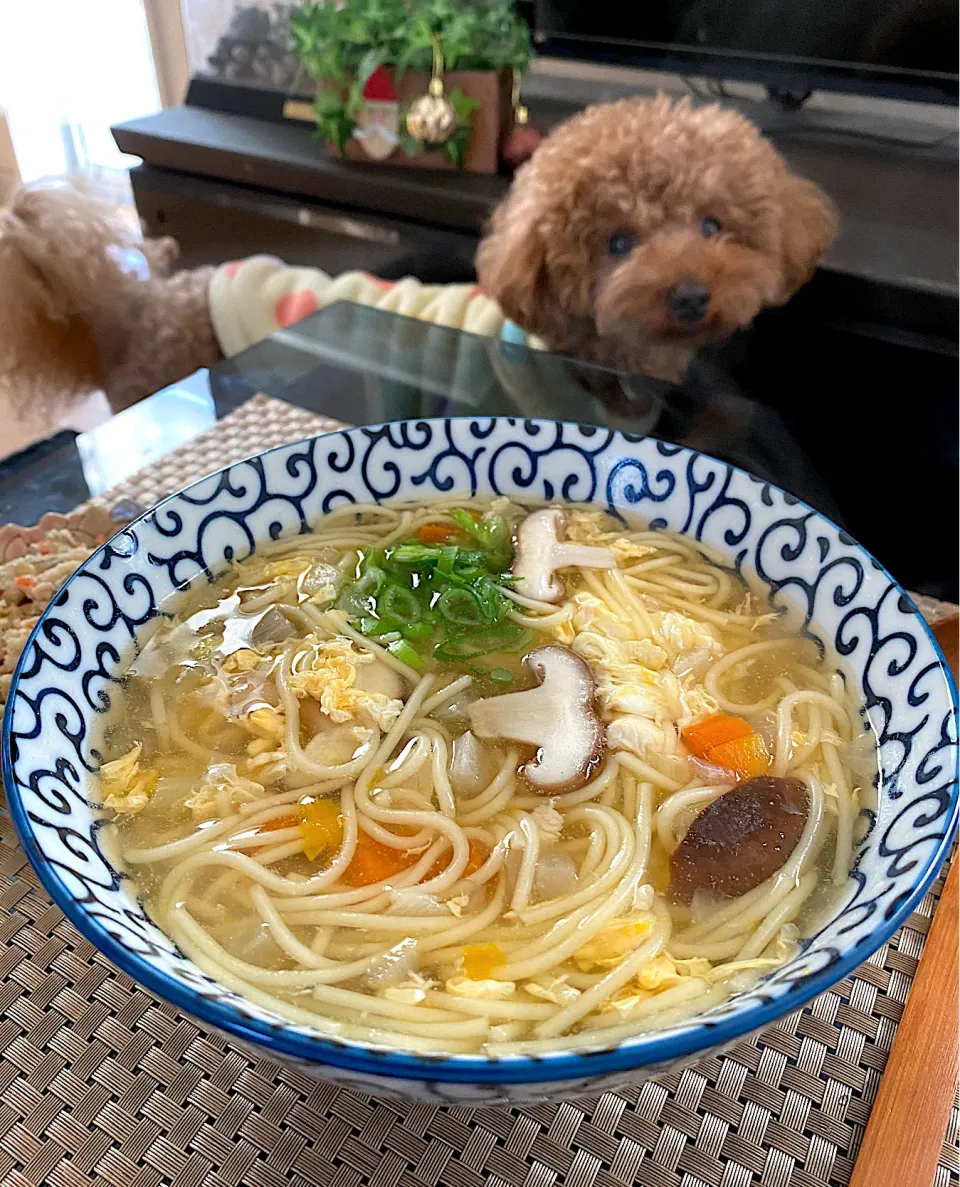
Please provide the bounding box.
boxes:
[99,499,877,1055]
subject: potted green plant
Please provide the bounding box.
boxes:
[290,0,534,172]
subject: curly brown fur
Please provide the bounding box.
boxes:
[477,95,838,382]
[0,183,221,418]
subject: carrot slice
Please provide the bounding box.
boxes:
[424,837,489,882]
[707,732,771,779]
[343,832,421,887]
[682,713,753,758]
[416,522,458,544]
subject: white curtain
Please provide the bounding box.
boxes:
[0,0,161,183]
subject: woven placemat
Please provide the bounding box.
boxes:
[83,394,349,512]
[0,394,956,1187]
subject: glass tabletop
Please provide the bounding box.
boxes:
[1,301,955,600]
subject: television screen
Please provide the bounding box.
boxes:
[535,0,959,102]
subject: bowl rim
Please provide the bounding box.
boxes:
[3,416,957,1086]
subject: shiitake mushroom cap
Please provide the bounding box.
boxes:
[669,775,810,903]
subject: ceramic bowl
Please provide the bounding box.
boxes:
[3,418,957,1103]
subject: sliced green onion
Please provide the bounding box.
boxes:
[451,551,487,579]
[489,668,513,684]
[437,586,484,627]
[478,582,511,623]
[451,508,481,537]
[346,526,516,658]
[359,615,403,637]
[434,624,533,661]
[503,626,534,652]
[387,638,424,668]
[452,509,511,556]
[390,544,442,567]
[479,514,510,553]
[437,546,458,576]
[359,549,387,576]
[380,583,422,624]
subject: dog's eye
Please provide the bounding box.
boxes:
[608,231,637,257]
[700,217,722,238]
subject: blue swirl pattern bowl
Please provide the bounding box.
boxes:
[3,419,957,1102]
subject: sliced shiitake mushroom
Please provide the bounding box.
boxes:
[468,645,605,793]
[512,509,616,603]
[669,775,809,903]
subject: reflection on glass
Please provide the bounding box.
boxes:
[77,374,216,495]
[213,300,837,524]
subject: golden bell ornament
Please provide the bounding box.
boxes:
[406,76,457,145]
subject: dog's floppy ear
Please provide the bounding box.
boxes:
[776,175,839,302]
[475,191,547,332]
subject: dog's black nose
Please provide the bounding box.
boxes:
[668,281,711,323]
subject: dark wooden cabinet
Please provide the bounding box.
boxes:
[131,164,481,281]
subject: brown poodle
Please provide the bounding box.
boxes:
[0,97,836,423]
[0,182,219,416]
[477,95,838,381]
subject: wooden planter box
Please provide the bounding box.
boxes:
[324,68,514,175]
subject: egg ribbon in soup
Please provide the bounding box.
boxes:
[99,499,876,1055]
